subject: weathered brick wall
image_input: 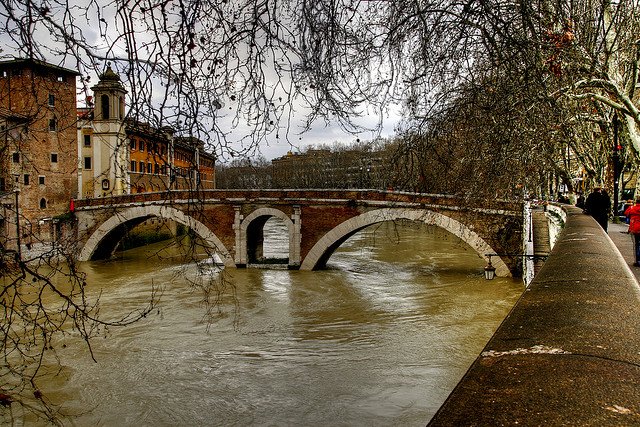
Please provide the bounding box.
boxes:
[193,203,237,253]
[1,61,78,226]
[299,204,362,258]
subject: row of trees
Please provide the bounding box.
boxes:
[214,0,636,200]
[3,0,638,195]
[219,0,640,199]
[327,0,638,203]
[387,0,640,200]
[217,127,606,200]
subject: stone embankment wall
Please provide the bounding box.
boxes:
[429,205,640,426]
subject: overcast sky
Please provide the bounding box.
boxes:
[0,1,402,162]
[213,103,402,161]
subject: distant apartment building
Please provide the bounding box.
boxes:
[271,148,390,189]
[77,66,215,198]
[0,59,79,250]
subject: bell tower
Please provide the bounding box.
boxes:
[84,65,128,197]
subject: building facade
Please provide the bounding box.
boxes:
[0,59,216,255]
[77,66,216,198]
[270,148,390,189]
[0,59,79,251]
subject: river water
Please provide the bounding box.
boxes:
[43,219,522,426]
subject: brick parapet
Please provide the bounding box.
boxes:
[74,189,522,213]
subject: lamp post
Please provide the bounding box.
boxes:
[483,253,548,280]
[14,189,21,260]
[612,113,622,218]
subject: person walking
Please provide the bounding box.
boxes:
[584,186,611,232]
[625,199,640,267]
[623,199,634,224]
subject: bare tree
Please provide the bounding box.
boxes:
[378,0,640,199]
[2,0,640,422]
[216,155,272,189]
[0,245,160,424]
[2,0,636,170]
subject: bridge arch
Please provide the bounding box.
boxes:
[299,208,510,276]
[237,207,300,267]
[77,205,234,267]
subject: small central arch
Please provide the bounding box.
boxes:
[300,208,510,276]
[78,205,234,267]
[237,207,300,268]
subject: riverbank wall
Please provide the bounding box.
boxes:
[428,205,640,425]
[7,217,181,262]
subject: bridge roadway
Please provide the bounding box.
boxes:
[429,205,640,426]
[72,189,524,276]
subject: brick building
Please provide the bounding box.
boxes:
[126,125,215,193]
[0,60,215,254]
[126,120,173,194]
[0,59,79,251]
[172,136,216,190]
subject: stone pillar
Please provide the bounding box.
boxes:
[233,205,245,266]
[289,205,302,268]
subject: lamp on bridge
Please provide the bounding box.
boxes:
[484,255,496,280]
[483,253,548,280]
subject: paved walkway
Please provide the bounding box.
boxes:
[609,221,640,280]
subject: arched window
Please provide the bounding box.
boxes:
[101,94,110,119]
[119,96,125,119]
[39,198,47,209]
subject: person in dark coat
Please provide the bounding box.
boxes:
[584,186,611,232]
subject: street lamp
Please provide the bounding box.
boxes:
[483,253,548,280]
[14,189,21,260]
[484,255,496,280]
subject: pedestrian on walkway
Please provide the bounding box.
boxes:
[625,199,640,267]
[585,186,611,232]
[624,199,634,224]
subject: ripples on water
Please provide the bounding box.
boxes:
[42,218,521,426]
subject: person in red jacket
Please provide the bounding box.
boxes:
[624,199,640,267]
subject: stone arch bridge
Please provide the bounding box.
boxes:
[73,190,525,277]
